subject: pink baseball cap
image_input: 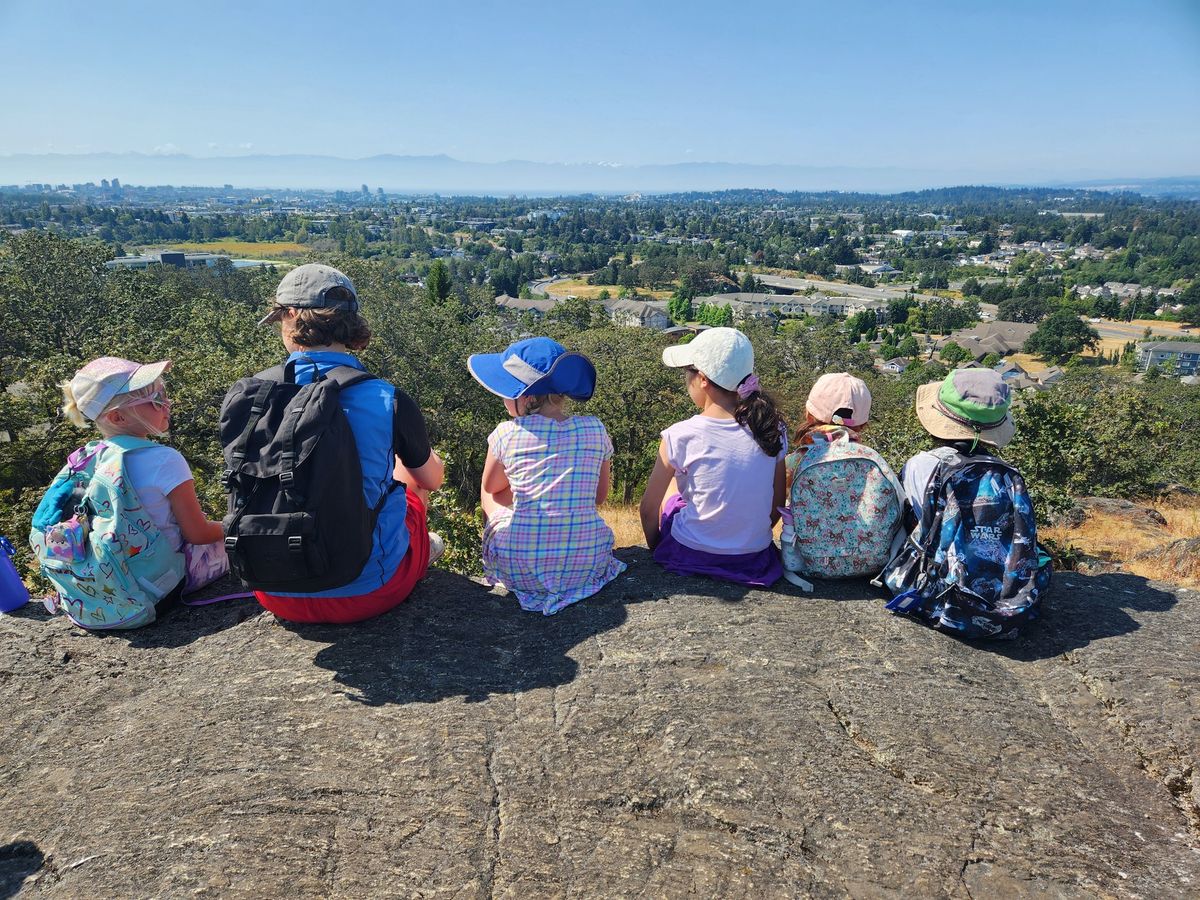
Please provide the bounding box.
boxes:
[805,373,872,428]
[68,356,171,422]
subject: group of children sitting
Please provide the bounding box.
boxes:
[29,264,1051,641]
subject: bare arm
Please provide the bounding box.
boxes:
[166,480,224,546]
[596,459,612,506]
[771,457,786,526]
[481,448,510,496]
[639,442,675,550]
[395,448,445,492]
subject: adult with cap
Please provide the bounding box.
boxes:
[253,263,445,624]
[467,336,625,615]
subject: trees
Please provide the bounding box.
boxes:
[939,341,972,364]
[997,295,1053,323]
[425,260,452,304]
[1023,310,1100,361]
[740,270,759,293]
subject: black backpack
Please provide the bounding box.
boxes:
[219,360,395,593]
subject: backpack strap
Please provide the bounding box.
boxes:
[226,380,275,476]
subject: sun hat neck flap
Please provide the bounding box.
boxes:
[468,337,597,400]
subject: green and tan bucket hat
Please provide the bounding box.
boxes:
[914,369,1015,449]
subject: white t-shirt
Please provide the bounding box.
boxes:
[662,415,786,555]
[900,446,1003,513]
[123,445,194,551]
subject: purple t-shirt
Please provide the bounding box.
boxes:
[661,415,786,555]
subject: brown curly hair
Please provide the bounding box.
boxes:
[287,303,372,350]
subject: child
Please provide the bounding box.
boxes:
[468,336,625,615]
[640,327,787,586]
[31,357,227,628]
[882,369,1050,639]
[781,373,903,590]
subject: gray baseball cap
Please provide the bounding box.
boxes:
[258,263,359,325]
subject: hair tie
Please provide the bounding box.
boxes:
[736,374,760,399]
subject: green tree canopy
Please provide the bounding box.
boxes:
[1023,310,1100,361]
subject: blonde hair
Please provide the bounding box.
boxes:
[520,393,567,415]
[61,378,165,437]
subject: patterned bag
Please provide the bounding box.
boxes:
[30,437,186,629]
[782,430,904,581]
[882,449,1052,640]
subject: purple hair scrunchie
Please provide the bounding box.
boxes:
[736,374,761,399]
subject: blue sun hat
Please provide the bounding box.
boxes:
[468,337,597,400]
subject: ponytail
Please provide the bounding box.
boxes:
[60,380,89,428]
[734,380,785,457]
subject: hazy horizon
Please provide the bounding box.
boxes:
[2,0,1198,186]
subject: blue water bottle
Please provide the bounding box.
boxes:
[0,536,31,613]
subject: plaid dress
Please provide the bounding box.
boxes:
[483,414,626,614]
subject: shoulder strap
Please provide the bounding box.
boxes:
[227,380,275,472]
[324,365,376,390]
[101,434,160,454]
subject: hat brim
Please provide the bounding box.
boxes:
[467,352,596,401]
[914,382,1014,449]
[257,306,286,326]
[125,360,172,393]
[661,343,695,370]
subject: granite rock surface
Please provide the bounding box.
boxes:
[1,549,1198,898]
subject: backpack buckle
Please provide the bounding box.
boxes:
[287,536,303,553]
[224,536,238,551]
[279,471,295,486]
[221,469,236,489]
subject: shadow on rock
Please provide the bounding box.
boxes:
[292,548,730,706]
[101,574,262,650]
[0,840,44,899]
[995,571,1179,662]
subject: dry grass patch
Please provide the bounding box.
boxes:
[550,278,674,301]
[601,504,644,549]
[1043,497,1200,586]
[150,240,308,258]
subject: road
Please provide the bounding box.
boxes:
[529,275,583,299]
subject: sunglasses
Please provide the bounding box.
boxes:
[127,390,171,412]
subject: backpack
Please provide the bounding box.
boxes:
[782,430,904,581]
[29,437,186,629]
[219,359,397,594]
[881,448,1052,640]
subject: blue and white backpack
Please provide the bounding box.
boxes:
[781,429,904,589]
[881,447,1051,640]
[30,436,186,630]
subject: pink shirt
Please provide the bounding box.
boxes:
[661,415,786,555]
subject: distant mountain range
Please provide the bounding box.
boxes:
[1,152,1197,198]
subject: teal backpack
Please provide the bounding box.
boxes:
[30,436,186,630]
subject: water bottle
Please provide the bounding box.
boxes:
[0,536,32,613]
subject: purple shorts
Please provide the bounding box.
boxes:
[652,494,782,587]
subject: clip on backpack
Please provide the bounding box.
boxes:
[880,449,1052,640]
[219,358,396,594]
[781,430,904,592]
[30,437,186,629]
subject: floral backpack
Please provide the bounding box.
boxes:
[781,429,904,588]
[30,436,185,630]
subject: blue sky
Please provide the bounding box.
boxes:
[2,0,1198,178]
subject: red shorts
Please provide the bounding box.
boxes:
[256,491,430,624]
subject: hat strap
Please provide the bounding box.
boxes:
[934,397,1001,432]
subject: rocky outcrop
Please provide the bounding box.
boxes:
[1137,537,1200,582]
[1,552,1198,898]
[1057,497,1169,533]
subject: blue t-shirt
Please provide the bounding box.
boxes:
[271,351,431,598]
